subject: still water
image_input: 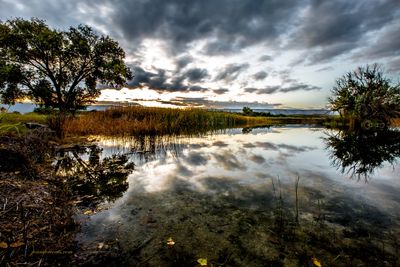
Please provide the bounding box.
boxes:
[62,126,400,266]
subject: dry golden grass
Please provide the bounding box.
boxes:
[63,106,271,136]
[391,118,400,127]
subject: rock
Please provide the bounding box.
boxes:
[25,122,49,129]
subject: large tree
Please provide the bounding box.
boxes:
[0,18,132,112]
[329,64,400,125]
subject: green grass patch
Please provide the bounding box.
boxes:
[0,112,47,135]
[0,112,47,124]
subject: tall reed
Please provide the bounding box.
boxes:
[63,106,270,136]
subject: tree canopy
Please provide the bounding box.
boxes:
[242,106,253,116]
[329,64,400,125]
[0,18,132,112]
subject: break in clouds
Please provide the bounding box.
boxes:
[1,0,399,107]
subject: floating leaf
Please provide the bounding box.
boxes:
[166,237,175,246]
[0,242,8,249]
[312,256,322,267]
[10,241,24,248]
[83,210,93,215]
[197,258,207,266]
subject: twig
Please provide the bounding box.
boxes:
[130,236,154,255]
[295,175,300,225]
[3,197,7,211]
[72,151,97,180]
[277,176,283,228]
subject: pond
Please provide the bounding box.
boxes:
[58,126,400,266]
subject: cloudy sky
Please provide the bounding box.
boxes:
[1,0,399,109]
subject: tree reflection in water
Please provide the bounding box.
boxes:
[55,145,135,205]
[325,127,400,179]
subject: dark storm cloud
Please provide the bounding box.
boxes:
[276,70,297,84]
[203,37,247,55]
[214,63,249,82]
[355,23,400,60]
[213,88,229,95]
[244,69,321,94]
[128,66,156,87]
[127,67,209,93]
[259,55,273,62]
[175,55,194,70]
[245,86,280,94]
[2,0,399,68]
[106,0,303,55]
[170,97,278,108]
[290,0,400,64]
[244,83,320,95]
[304,43,355,65]
[256,86,281,94]
[243,88,257,93]
[253,71,268,80]
[184,68,209,83]
[316,66,334,72]
[0,1,81,29]
[388,58,400,73]
[0,0,303,62]
[280,83,321,93]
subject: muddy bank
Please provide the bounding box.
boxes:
[0,131,78,266]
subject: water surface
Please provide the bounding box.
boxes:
[69,126,400,266]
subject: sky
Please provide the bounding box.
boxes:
[1,0,400,109]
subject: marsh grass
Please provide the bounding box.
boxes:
[0,112,47,135]
[63,106,272,136]
[0,112,47,124]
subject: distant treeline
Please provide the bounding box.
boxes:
[240,107,331,117]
